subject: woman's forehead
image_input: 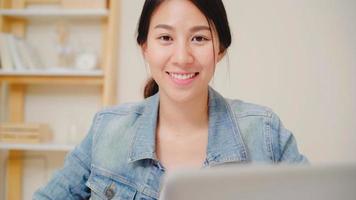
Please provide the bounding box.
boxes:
[149,0,209,28]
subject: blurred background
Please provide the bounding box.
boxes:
[0,0,355,199]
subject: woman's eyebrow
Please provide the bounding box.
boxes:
[190,25,210,33]
[154,24,210,32]
[154,24,174,30]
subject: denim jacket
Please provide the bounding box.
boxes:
[33,87,308,200]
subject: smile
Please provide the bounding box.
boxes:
[166,71,199,86]
[167,72,199,80]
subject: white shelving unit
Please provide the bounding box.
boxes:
[0,142,74,151]
[0,69,104,77]
[0,0,118,199]
[0,8,108,19]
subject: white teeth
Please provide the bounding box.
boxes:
[170,73,196,80]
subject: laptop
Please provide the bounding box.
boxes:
[159,164,356,200]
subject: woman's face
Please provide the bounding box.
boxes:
[142,0,225,103]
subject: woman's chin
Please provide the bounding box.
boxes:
[159,87,207,105]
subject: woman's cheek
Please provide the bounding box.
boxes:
[148,44,171,64]
[195,46,216,68]
[147,51,165,68]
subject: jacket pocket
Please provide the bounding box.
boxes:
[86,168,137,200]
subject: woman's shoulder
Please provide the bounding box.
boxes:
[86,101,149,133]
[96,93,159,117]
[225,98,277,119]
[225,97,286,141]
[95,100,149,117]
[225,98,307,164]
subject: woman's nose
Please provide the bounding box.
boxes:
[172,42,194,66]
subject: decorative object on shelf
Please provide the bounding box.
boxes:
[66,116,87,144]
[75,51,98,70]
[67,123,83,144]
[0,123,52,143]
[55,21,74,68]
[61,0,107,9]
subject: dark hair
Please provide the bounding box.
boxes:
[137,0,232,98]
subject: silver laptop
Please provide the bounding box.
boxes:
[159,164,356,200]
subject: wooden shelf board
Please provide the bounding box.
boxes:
[0,142,75,151]
[0,69,104,85]
[0,69,104,76]
[0,76,103,85]
[0,8,108,19]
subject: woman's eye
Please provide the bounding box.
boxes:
[192,36,209,43]
[158,35,173,42]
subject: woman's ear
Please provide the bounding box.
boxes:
[141,43,148,59]
[217,50,227,62]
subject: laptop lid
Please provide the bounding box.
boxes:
[159,164,356,200]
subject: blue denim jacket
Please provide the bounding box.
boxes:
[33,87,308,200]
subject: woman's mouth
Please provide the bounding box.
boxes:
[166,72,199,85]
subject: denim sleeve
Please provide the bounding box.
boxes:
[33,113,101,200]
[269,112,309,164]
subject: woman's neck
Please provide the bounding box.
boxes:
[158,90,209,134]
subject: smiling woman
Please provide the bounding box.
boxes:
[138,0,229,172]
[33,0,308,199]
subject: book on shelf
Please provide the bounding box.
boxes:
[0,33,43,72]
[7,34,27,70]
[16,36,44,70]
[0,83,7,123]
[0,122,52,143]
[0,33,14,71]
[61,0,107,9]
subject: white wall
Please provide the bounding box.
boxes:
[117,0,356,164]
[220,0,356,164]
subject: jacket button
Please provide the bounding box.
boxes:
[105,184,116,200]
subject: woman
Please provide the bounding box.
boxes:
[34,0,308,199]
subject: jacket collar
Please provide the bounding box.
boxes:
[204,87,248,166]
[128,87,248,165]
[127,93,159,162]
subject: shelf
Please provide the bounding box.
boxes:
[0,8,108,20]
[0,69,104,76]
[0,69,104,85]
[0,142,75,151]
[1,0,118,199]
